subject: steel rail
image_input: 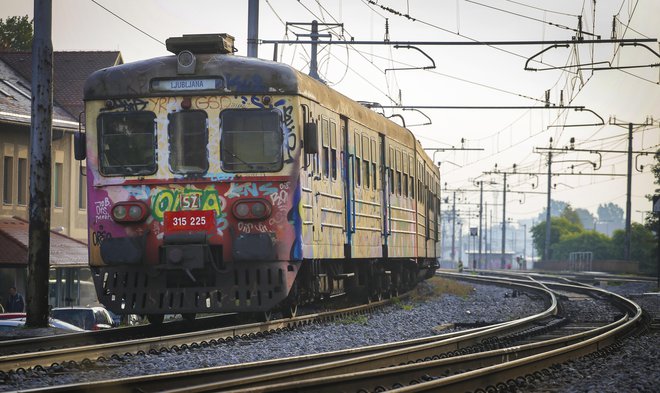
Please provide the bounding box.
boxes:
[212,274,642,393]
[0,297,398,372]
[20,276,557,393]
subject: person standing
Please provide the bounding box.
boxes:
[6,287,25,313]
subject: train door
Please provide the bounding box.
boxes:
[341,116,353,258]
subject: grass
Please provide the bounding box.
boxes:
[409,276,474,302]
[338,314,369,325]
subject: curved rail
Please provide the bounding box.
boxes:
[0,297,402,372]
[19,275,557,393]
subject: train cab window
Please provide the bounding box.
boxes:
[220,109,282,172]
[330,121,337,180]
[168,111,208,174]
[98,112,157,176]
[395,150,402,196]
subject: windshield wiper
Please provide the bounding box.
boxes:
[222,147,256,170]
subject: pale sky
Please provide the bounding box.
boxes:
[3,0,659,227]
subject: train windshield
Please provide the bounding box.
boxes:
[220,109,283,172]
[98,112,157,176]
[168,111,209,174]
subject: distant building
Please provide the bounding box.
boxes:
[0,51,122,306]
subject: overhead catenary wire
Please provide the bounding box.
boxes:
[89,0,164,46]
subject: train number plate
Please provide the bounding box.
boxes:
[164,210,215,232]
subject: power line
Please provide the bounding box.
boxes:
[89,0,164,46]
[464,0,597,37]
[501,0,578,18]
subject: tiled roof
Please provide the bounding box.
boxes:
[0,60,76,128]
[0,51,122,119]
[0,216,88,267]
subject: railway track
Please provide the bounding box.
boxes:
[11,272,645,392]
[0,294,404,373]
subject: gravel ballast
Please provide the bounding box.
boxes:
[1,277,657,392]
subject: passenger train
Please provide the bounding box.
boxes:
[75,34,440,323]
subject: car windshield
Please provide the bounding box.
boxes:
[52,309,94,330]
[220,109,283,172]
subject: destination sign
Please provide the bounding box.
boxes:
[151,78,222,92]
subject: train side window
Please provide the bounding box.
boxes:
[370,138,377,190]
[388,147,394,194]
[395,149,402,196]
[330,121,337,180]
[354,131,361,187]
[98,111,157,176]
[321,118,330,178]
[168,110,208,174]
[362,135,370,189]
[403,156,409,198]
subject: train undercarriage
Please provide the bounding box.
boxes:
[92,256,438,324]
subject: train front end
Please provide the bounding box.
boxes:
[81,35,304,320]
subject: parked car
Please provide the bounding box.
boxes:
[0,318,84,333]
[107,310,141,327]
[0,313,26,320]
[51,307,116,331]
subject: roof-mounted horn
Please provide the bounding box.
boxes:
[166,33,235,55]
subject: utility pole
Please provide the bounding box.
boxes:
[451,192,456,262]
[310,20,320,80]
[545,151,552,262]
[478,181,483,270]
[501,173,507,269]
[523,223,527,269]
[625,123,633,260]
[247,0,259,58]
[27,0,53,328]
[537,129,653,262]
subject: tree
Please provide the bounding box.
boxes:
[0,15,33,51]
[561,205,583,228]
[531,217,583,260]
[596,202,624,235]
[575,207,595,229]
[535,199,569,223]
[552,230,614,261]
[612,223,657,274]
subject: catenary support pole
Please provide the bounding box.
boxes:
[501,173,507,269]
[247,0,259,58]
[478,181,483,269]
[624,123,633,260]
[27,0,53,328]
[544,152,552,261]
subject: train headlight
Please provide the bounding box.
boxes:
[232,199,272,220]
[111,201,149,223]
[128,205,143,219]
[234,203,250,219]
[112,205,127,220]
[251,201,267,218]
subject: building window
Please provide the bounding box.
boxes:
[54,162,63,208]
[78,166,87,210]
[17,158,27,205]
[3,156,13,204]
